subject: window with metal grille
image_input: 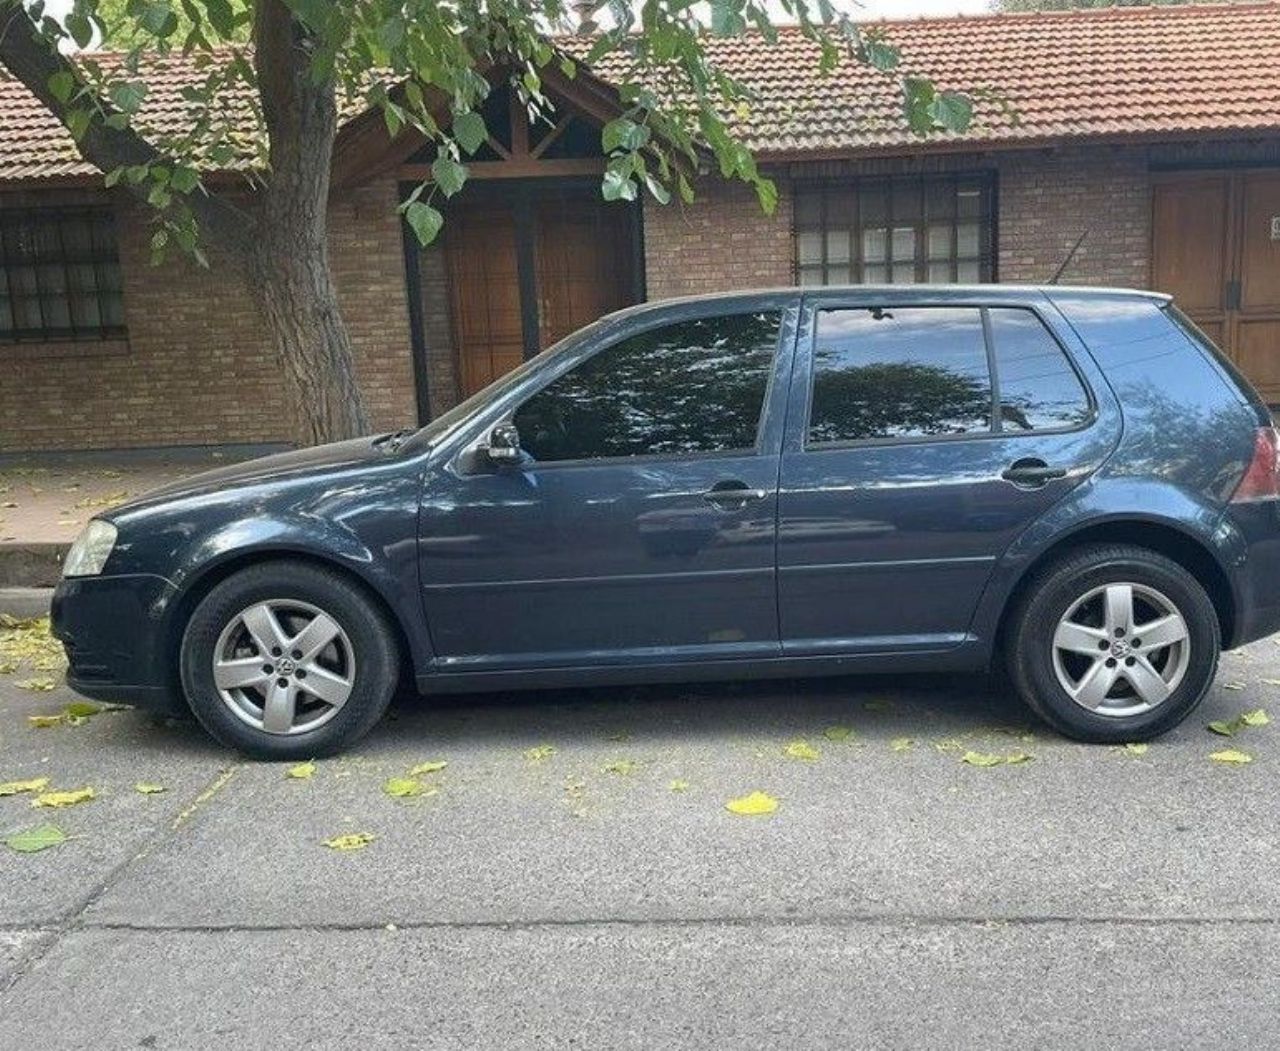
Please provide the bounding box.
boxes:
[0,207,126,343]
[794,174,995,286]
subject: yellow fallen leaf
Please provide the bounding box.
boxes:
[1123,743,1149,756]
[961,751,1003,767]
[409,760,448,776]
[602,759,636,775]
[890,737,914,752]
[32,786,95,808]
[1004,751,1035,765]
[822,725,853,742]
[669,779,690,792]
[323,832,374,851]
[1210,749,1253,764]
[286,761,316,780]
[383,777,435,799]
[726,791,778,816]
[0,777,50,797]
[16,678,57,692]
[524,745,556,763]
[783,740,820,761]
[134,783,166,795]
[1242,709,1270,728]
[27,714,64,729]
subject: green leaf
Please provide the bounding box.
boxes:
[861,38,899,73]
[1242,708,1270,727]
[65,108,92,143]
[0,777,50,797]
[134,782,166,794]
[205,0,237,38]
[65,11,93,48]
[383,776,434,799]
[452,110,487,155]
[754,177,778,216]
[138,2,179,37]
[431,156,467,198]
[1208,720,1238,737]
[170,167,199,194]
[48,71,75,105]
[404,202,443,246]
[709,0,745,37]
[902,77,936,135]
[602,118,649,154]
[32,786,95,808]
[643,173,671,205]
[408,760,448,776]
[1122,742,1149,756]
[1210,748,1253,764]
[601,168,637,202]
[5,823,67,854]
[961,751,1003,767]
[928,91,974,133]
[286,761,315,780]
[823,725,853,742]
[783,740,820,762]
[108,81,147,116]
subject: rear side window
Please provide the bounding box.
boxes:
[809,307,992,443]
[514,311,781,463]
[988,308,1091,431]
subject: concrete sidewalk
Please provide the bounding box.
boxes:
[0,446,271,589]
[3,607,1280,1048]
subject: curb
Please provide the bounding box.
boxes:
[0,543,68,588]
[0,587,53,620]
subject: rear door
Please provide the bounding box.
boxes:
[777,292,1120,655]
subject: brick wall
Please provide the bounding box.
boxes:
[0,177,416,452]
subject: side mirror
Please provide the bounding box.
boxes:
[484,422,523,466]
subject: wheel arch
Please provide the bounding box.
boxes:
[163,547,422,699]
[991,517,1237,662]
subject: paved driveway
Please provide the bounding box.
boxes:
[2,623,1280,1049]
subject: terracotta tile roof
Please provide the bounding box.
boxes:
[596,0,1280,156]
[4,2,1280,182]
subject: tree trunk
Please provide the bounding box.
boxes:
[250,1,370,446]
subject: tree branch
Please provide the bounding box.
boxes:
[0,0,253,257]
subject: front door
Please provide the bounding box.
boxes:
[445,185,639,399]
[1153,170,1280,401]
[776,295,1120,653]
[418,301,797,673]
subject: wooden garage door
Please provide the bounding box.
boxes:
[1153,171,1280,401]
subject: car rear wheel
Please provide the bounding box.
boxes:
[180,561,398,759]
[1006,543,1220,742]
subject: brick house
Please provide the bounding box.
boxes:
[3,2,1280,452]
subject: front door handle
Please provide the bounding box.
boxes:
[703,481,768,508]
[1001,458,1068,488]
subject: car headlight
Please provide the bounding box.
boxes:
[63,520,118,578]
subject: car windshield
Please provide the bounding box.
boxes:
[398,318,609,454]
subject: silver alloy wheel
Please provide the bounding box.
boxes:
[1051,582,1191,717]
[212,599,356,735]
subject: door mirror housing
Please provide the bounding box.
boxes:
[485,422,524,466]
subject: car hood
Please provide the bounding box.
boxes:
[109,436,401,514]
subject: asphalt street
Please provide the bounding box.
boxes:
[3,631,1280,1049]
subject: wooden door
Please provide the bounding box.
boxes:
[445,187,639,399]
[1153,170,1280,401]
[444,201,525,398]
[535,190,636,348]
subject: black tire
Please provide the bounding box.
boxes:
[1005,543,1220,743]
[180,561,399,759]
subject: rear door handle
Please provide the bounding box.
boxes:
[703,482,768,508]
[1001,458,1068,488]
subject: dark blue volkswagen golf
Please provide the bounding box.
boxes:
[50,286,1280,758]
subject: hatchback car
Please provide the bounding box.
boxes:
[51,286,1280,758]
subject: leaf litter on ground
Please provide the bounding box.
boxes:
[1210,749,1253,765]
[783,740,820,761]
[323,832,374,851]
[725,790,779,816]
[4,823,67,853]
[32,786,95,808]
[0,777,49,797]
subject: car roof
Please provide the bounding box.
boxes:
[603,284,1171,324]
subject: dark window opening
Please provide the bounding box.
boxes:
[794,174,995,287]
[514,311,782,463]
[1,206,126,343]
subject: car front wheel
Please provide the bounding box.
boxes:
[1007,543,1221,742]
[180,561,399,759]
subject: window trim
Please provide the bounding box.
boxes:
[454,306,793,472]
[792,172,998,287]
[800,303,1097,453]
[0,204,127,346]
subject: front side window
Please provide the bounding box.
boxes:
[809,307,992,444]
[989,308,1091,431]
[0,207,125,343]
[514,312,782,463]
[794,175,994,287]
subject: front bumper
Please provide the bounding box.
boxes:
[50,573,185,714]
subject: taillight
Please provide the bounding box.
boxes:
[1231,427,1280,503]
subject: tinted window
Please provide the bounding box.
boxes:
[514,312,781,462]
[808,307,992,444]
[989,308,1090,431]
